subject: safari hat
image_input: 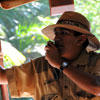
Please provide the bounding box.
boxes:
[42,11,100,51]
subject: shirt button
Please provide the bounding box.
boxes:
[64,85,68,89]
[55,95,58,98]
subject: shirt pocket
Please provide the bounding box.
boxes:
[41,93,62,100]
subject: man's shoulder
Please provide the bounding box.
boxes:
[88,51,100,59]
[33,56,46,62]
[31,56,50,73]
[88,51,100,67]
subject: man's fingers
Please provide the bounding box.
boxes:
[45,41,57,51]
[47,41,55,47]
[44,45,50,51]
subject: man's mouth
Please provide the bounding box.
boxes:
[55,44,64,51]
[54,42,64,53]
[55,42,63,47]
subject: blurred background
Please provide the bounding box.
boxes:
[0,0,100,99]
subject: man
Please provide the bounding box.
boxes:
[0,11,100,100]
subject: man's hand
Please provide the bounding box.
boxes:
[45,41,62,69]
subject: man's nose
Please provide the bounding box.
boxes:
[54,34,61,41]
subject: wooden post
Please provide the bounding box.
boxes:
[49,0,74,16]
[0,85,9,100]
[0,40,9,100]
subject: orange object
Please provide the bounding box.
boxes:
[0,40,9,100]
[0,0,35,10]
[49,0,74,16]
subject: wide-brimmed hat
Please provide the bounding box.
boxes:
[42,11,100,51]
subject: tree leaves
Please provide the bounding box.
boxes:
[75,0,100,39]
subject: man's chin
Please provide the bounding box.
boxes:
[58,48,63,53]
[60,52,64,57]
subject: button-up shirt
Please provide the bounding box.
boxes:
[5,50,100,100]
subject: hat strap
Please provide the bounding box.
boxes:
[57,20,89,31]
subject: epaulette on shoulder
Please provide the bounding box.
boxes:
[88,51,100,67]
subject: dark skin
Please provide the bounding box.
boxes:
[45,27,100,96]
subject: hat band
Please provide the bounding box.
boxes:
[57,20,89,31]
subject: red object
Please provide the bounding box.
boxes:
[49,0,74,16]
[0,40,9,100]
[0,0,34,10]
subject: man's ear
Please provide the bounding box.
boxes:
[76,35,87,45]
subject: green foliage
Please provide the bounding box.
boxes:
[75,0,100,39]
[0,0,50,39]
[0,0,58,64]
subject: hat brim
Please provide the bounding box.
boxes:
[42,24,100,50]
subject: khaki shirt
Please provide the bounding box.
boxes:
[5,50,100,100]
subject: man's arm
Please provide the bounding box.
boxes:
[46,52,100,96]
[63,66,100,96]
[45,41,100,96]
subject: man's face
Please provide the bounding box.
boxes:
[54,27,80,58]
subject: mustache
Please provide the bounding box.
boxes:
[55,41,63,48]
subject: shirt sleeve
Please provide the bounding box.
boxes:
[5,60,36,98]
[90,59,100,76]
